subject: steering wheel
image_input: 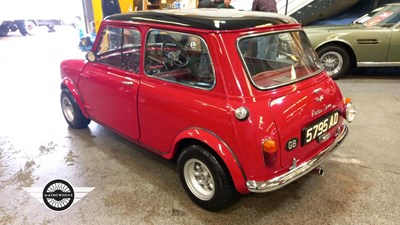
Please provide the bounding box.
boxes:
[162,42,189,67]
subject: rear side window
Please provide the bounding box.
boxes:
[145,30,215,89]
[95,27,141,73]
[238,31,323,89]
[364,5,400,27]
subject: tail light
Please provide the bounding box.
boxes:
[262,139,278,167]
[343,97,356,122]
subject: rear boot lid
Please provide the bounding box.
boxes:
[270,78,344,169]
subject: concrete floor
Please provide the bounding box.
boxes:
[0,27,399,225]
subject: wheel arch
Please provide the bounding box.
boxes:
[169,128,249,194]
[61,78,89,118]
[29,20,38,26]
[315,41,357,69]
[16,19,38,26]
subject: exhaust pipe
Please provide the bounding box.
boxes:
[313,167,324,176]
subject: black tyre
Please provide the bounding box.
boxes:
[0,25,9,37]
[17,20,36,36]
[60,89,90,129]
[178,145,238,211]
[317,45,350,79]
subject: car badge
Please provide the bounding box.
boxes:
[315,95,324,102]
[313,88,322,94]
[313,88,324,102]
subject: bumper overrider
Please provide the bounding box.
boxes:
[246,124,348,193]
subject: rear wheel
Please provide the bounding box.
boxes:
[60,89,90,129]
[317,45,350,79]
[17,20,36,36]
[178,145,238,211]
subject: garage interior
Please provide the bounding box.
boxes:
[0,0,399,224]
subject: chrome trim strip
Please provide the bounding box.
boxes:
[357,62,400,67]
[246,124,348,193]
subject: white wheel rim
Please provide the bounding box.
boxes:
[183,159,215,201]
[320,51,343,76]
[27,21,34,31]
[62,96,75,122]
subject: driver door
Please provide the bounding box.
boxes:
[387,24,400,63]
[79,26,141,140]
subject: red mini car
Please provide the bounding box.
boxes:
[60,9,356,211]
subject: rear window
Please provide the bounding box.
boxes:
[238,30,323,89]
[364,5,400,27]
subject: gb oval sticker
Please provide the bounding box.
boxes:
[286,138,298,151]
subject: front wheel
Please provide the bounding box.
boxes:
[60,89,90,129]
[317,45,350,79]
[178,145,238,211]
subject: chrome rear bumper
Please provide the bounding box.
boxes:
[246,124,348,193]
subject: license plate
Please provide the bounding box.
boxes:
[302,111,339,145]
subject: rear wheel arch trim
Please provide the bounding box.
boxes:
[61,78,88,118]
[170,128,249,194]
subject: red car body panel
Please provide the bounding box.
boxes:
[79,63,140,139]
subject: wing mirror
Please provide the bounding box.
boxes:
[86,52,96,62]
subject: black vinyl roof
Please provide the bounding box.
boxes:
[105,9,298,30]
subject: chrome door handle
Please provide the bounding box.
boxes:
[82,71,97,78]
[122,81,134,86]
